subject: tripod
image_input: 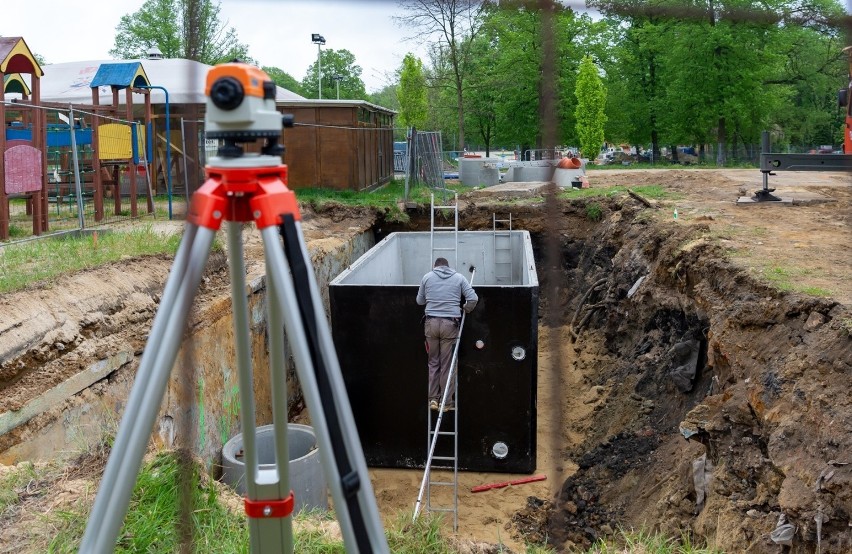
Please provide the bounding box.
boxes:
[79,145,388,550]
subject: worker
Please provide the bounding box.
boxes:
[416,258,478,412]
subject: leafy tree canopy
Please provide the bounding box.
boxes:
[398,54,428,129]
[262,66,304,97]
[110,0,251,65]
[300,48,367,100]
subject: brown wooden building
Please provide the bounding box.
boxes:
[279,100,395,192]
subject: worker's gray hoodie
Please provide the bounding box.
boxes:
[416,266,478,318]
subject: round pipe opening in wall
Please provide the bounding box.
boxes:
[511,346,526,361]
[492,441,509,459]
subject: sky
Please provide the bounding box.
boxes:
[4,0,850,93]
[1,0,432,93]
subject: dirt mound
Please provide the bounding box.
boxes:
[495,195,852,553]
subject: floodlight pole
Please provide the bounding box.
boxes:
[333,74,342,100]
[312,34,326,99]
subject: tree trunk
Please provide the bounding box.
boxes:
[716,117,727,166]
[651,129,662,161]
[671,144,679,164]
[456,84,465,151]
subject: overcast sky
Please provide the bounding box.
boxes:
[3,0,849,93]
[1,0,432,93]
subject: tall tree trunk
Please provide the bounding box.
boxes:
[651,129,660,163]
[183,0,201,61]
[716,117,727,166]
[648,55,661,162]
[456,83,465,151]
[671,144,679,164]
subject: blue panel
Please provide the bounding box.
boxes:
[46,128,93,147]
[131,125,139,164]
[6,128,32,141]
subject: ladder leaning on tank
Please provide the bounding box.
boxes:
[493,213,513,285]
[414,193,465,531]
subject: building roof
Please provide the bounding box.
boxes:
[3,73,31,96]
[33,58,305,105]
[0,37,44,77]
[89,62,150,89]
[282,98,397,115]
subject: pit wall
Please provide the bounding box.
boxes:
[0,230,375,468]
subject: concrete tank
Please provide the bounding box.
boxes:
[329,231,539,473]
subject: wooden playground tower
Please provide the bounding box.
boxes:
[89,62,154,220]
[0,36,46,240]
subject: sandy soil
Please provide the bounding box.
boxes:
[1,167,850,552]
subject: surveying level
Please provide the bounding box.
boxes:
[79,62,389,553]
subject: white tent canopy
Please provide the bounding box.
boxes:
[29,58,304,106]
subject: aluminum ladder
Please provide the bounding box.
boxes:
[414,192,462,531]
[493,213,513,285]
[430,192,459,268]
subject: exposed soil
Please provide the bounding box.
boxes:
[1,169,850,552]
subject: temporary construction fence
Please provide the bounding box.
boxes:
[403,129,447,201]
[1,101,157,245]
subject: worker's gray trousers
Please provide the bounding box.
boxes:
[425,317,458,406]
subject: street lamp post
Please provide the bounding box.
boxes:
[311,33,326,99]
[332,74,343,100]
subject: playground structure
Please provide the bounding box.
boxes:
[88,62,154,220]
[1,37,47,240]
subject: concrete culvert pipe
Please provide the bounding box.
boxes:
[221,423,328,513]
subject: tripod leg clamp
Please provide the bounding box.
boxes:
[244,491,295,519]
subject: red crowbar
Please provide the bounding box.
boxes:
[471,474,547,493]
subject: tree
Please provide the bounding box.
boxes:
[262,66,304,97]
[397,54,428,129]
[300,48,366,100]
[575,56,607,160]
[396,0,487,150]
[110,0,251,65]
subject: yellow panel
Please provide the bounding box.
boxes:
[3,73,31,96]
[0,38,44,76]
[98,123,132,160]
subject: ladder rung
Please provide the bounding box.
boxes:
[433,227,456,231]
[428,507,457,513]
[432,455,456,461]
[433,205,458,210]
[432,247,456,252]
[428,481,456,486]
[429,430,456,436]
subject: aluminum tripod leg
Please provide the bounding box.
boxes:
[261,222,388,553]
[227,222,294,552]
[80,224,216,553]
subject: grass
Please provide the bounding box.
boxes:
[586,202,603,221]
[588,529,724,553]
[559,184,682,202]
[0,461,39,516]
[0,225,182,294]
[759,266,833,297]
[295,179,466,223]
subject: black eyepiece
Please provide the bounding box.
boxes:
[210,76,244,110]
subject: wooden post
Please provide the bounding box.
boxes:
[0,81,8,239]
[126,87,137,217]
[33,75,46,234]
[91,85,103,221]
